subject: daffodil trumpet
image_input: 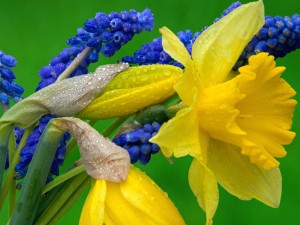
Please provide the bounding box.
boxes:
[150,1,297,225]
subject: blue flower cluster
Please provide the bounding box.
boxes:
[213,1,242,23]
[36,47,85,91]
[113,122,161,165]
[235,14,300,69]
[67,9,154,57]
[122,30,200,67]
[0,51,24,105]
[122,2,300,71]
[36,8,153,91]
[16,8,154,182]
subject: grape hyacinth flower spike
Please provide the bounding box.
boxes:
[0,51,24,107]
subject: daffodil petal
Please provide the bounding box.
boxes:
[150,105,208,159]
[119,166,186,225]
[192,1,264,86]
[189,158,219,225]
[104,214,116,225]
[174,67,201,106]
[102,64,182,91]
[207,139,282,207]
[105,182,154,225]
[79,179,106,225]
[159,26,199,105]
[78,65,182,119]
[160,26,193,68]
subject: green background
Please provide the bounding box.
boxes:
[1,0,300,224]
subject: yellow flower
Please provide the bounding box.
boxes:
[80,166,186,225]
[151,1,296,225]
[78,65,182,119]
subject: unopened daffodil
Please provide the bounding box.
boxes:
[80,166,186,225]
[151,1,296,225]
[78,64,182,119]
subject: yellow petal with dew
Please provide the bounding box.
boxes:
[79,179,106,225]
[174,66,201,106]
[105,183,154,225]
[192,1,264,86]
[189,158,219,225]
[236,53,296,169]
[160,26,193,68]
[151,104,209,159]
[207,139,282,207]
[160,27,200,105]
[119,166,186,225]
[78,65,182,119]
[102,64,182,92]
[105,166,185,225]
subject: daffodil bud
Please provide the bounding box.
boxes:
[77,64,182,119]
[53,117,130,182]
[0,63,129,128]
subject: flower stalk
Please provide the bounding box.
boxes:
[33,172,89,225]
[9,121,64,225]
[0,126,33,209]
[0,123,13,197]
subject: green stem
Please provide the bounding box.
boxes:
[8,181,16,218]
[167,101,185,118]
[8,131,16,217]
[34,172,88,225]
[65,137,76,157]
[9,122,64,225]
[0,123,13,199]
[47,177,90,225]
[56,47,92,82]
[33,177,68,222]
[42,164,85,194]
[0,127,33,209]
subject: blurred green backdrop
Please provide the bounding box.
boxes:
[1,0,300,224]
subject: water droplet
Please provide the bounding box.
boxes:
[163,69,171,76]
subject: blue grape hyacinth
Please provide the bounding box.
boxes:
[122,2,300,71]
[15,8,154,182]
[0,50,24,105]
[235,14,300,69]
[113,122,161,165]
[67,8,154,57]
[36,9,154,91]
[122,30,200,67]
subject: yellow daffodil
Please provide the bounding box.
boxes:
[78,64,182,119]
[80,166,186,225]
[151,1,296,225]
